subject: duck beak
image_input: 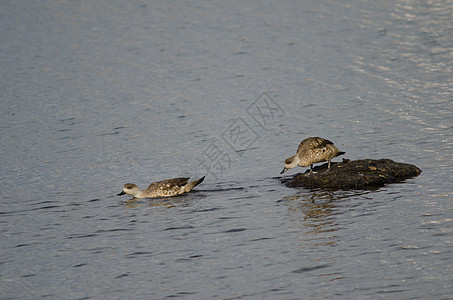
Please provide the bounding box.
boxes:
[117,191,126,196]
[280,167,288,174]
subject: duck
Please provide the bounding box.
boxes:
[117,176,205,199]
[281,137,345,175]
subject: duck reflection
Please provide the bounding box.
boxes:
[281,190,372,243]
[122,195,198,209]
[279,191,341,246]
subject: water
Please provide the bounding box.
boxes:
[1,0,452,299]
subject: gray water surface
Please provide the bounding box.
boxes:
[1,1,452,299]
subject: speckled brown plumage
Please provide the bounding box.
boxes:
[118,177,205,199]
[281,137,345,174]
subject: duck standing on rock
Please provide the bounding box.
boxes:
[118,176,205,199]
[281,137,345,175]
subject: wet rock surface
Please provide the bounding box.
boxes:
[282,159,422,190]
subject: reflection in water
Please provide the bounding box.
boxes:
[123,195,196,209]
[280,190,371,245]
[279,191,344,282]
[280,190,375,284]
[279,191,340,248]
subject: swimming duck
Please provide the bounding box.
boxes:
[118,176,205,199]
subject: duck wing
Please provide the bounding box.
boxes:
[147,177,190,190]
[297,137,333,153]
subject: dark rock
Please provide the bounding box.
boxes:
[282,159,422,190]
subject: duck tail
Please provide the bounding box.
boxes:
[184,176,205,192]
[337,151,346,157]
